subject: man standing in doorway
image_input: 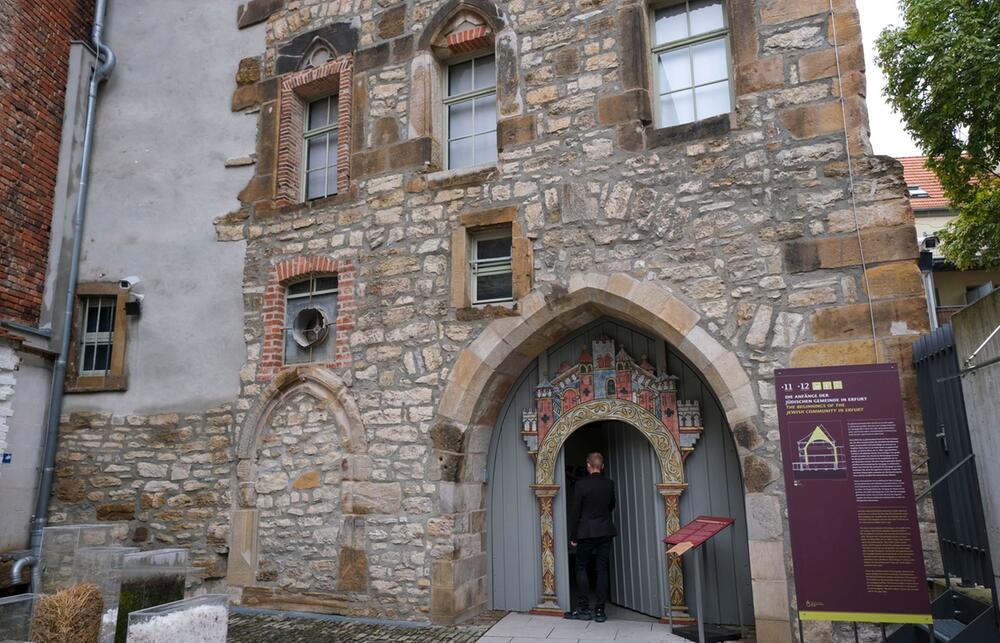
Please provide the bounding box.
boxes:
[565,452,616,623]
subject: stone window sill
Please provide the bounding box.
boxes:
[646,113,733,150]
[65,374,128,394]
[426,164,498,190]
[456,301,520,321]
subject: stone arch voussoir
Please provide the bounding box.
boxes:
[438,272,758,449]
[237,366,368,489]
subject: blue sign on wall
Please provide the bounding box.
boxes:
[2,452,11,464]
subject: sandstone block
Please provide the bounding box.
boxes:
[339,547,369,591]
[749,540,786,582]
[237,0,283,29]
[497,114,537,150]
[798,43,864,81]
[256,472,288,494]
[554,47,579,76]
[752,578,791,621]
[387,137,433,171]
[55,477,86,503]
[745,493,782,541]
[827,199,914,233]
[597,89,652,126]
[779,97,864,140]
[864,261,925,300]
[373,116,400,146]
[810,297,929,340]
[743,454,772,492]
[96,502,134,521]
[89,476,122,488]
[790,339,877,367]
[236,57,261,86]
[293,470,321,490]
[342,481,402,514]
[784,226,919,273]
[377,4,406,40]
[352,149,388,178]
[735,56,784,95]
[138,462,168,478]
[760,0,851,25]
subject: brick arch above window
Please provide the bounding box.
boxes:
[416,0,507,52]
[259,256,355,381]
[275,54,354,207]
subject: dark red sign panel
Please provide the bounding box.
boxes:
[664,516,734,548]
[775,364,931,625]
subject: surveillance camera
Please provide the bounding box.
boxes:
[119,276,141,289]
[132,293,145,302]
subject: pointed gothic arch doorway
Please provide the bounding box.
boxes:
[486,318,752,626]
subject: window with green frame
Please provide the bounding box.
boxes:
[470,227,513,305]
[445,54,497,170]
[304,95,340,200]
[651,0,731,128]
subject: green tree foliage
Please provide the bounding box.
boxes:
[876,0,1000,269]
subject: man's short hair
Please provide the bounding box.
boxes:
[586,452,604,470]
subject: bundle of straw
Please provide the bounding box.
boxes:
[31,583,104,643]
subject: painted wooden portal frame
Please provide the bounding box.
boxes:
[520,337,704,619]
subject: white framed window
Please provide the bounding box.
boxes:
[651,0,731,128]
[304,96,339,200]
[470,228,513,305]
[284,275,339,364]
[79,296,117,376]
[445,54,497,170]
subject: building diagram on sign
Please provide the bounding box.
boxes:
[792,424,848,480]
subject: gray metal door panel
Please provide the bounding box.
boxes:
[488,318,753,624]
[554,450,570,612]
[668,351,753,625]
[605,421,663,618]
[487,367,541,612]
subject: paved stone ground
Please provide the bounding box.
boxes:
[480,613,689,642]
[228,610,503,642]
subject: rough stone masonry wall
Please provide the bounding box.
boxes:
[51,0,935,639]
[48,407,234,591]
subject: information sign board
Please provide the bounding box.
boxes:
[775,364,931,625]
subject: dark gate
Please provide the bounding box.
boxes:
[913,324,995,591]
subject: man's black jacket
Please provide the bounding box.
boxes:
[569,472,617,541]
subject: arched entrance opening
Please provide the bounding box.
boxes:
[563,419,665,620]
[486,318,753,626]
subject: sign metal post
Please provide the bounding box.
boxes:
[664,515,735,643]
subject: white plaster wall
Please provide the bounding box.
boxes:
[65,0,263,414]
[0,343,16,480]
[0,351,51,551]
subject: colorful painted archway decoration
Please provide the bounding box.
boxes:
[519,337,704,620]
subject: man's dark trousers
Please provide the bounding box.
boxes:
[569,471,617,612]
[575,535,612,610]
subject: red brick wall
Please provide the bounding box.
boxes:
[0,0,94,325]
[259,256,356,381]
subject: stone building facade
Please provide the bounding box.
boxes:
[41,0,935,641]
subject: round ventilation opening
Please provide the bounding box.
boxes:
[292,307,331,348]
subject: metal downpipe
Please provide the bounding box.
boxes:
[26,0,116,590]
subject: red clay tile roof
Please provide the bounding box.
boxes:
[898,156,951,211]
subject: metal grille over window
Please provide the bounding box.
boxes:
[284,275,338,364]
[304,96,339,200]
[652,0,731,128]
[80,296,117,375]
[445,54,497,170]
[471,229,513,304]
